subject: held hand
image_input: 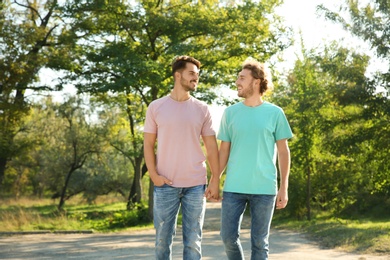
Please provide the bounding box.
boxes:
[204,178,221,202]
[276,189,288,209]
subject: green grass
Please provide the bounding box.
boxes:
[0,196,153,233]
[272,212,390,255]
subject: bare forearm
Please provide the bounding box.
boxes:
[202,135,221,201]
[278,147,290,190]
[202,135,220,180]
[144,146,157,177]
[276,139,290,209]
[207,151,220,180]
[143,133,158,179]
[219,141,230,176]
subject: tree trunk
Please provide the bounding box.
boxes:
[58,169,74,211]
[0,157,7,191]
[148,177,154,221]
[306,165,311,221]
[127,156,143,209]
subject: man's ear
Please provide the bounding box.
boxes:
[174,71,181,81]
[255,78,261,88]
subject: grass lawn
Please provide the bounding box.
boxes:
[272,212,390,255]
[0,196,153,233]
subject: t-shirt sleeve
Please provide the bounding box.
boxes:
[217,110,231,142]
[143,104,157,134]
[201,107,216,136]
[275,109,293,141]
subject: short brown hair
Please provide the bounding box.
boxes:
[172,55,201,76]
[242,58,273,95]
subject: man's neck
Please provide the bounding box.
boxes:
[169,88,190,102]
[244,96,264,107]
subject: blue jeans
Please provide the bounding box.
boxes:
[153,184,206,260]
[220,192,276,260]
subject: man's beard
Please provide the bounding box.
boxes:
[181,78,197,92]
[238,81,255,98]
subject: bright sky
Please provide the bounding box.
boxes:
[277,0,348,48]
[275,0,386,73]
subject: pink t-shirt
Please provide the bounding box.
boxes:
[144,96,215,187]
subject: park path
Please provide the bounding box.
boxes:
[0,202,389,259]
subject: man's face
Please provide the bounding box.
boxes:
[236,69,255,98]
[179,63,200,92]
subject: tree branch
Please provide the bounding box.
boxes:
[14,0,43,24]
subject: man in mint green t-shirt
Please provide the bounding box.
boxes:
[218,58,293,260]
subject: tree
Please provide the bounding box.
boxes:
[319,0,390,93]
[16,96,104,209]
[319,0,389,215]
[274,40,390,219]
[320,47,389,215]
[91,92,148,208]
[274,42,332,220]
[0,0,81,190]
[54,98,102,209]
[56,0,292,212]
[4,95,138,206]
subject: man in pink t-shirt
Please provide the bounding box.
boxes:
[144,56,220,260]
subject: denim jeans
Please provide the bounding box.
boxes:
[153,184,206,260]
[220,192,276,260]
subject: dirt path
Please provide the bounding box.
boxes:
[0,202,388,259]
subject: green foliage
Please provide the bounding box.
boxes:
[318,0,390,92]
[68,203,150,231]
[0,0,90,190]
[58,0,291,100]
[273,41,389,220]
[273,212,390,254]
[3,96,134,207]
[0,197,152,232]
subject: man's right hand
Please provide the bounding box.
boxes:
[151,174,173,187]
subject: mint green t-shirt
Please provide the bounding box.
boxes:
[217,101,293,195]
